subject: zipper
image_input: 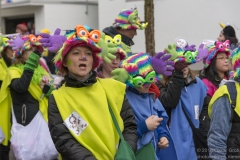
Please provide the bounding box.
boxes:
[22,104,26,124]
[152,131,157,152]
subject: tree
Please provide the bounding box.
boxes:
[144,0,155,56]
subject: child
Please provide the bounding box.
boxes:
[112,52,178,160]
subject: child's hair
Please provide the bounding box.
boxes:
[224,35,238,45]
[12,49,32,65]
[199,57,229,87]
[161,67,196,87]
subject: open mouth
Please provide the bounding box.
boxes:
[79,64,87,69]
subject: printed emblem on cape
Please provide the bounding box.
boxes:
[64,111,88,136]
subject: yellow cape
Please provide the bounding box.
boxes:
[208,82,240,118]
[0,67,49,146]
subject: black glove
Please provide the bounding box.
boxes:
[174,61,188,72]
[33,49,42,57]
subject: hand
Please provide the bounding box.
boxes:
[145,115,163,131]
[158,137,169,149]
[111,68,129,83]
[151,52,174,76]
[39,28,66,53]
[7,35,24,50]
[185,44,196,52]
[97,33,116,64]
[40,75,50,89]
[164,44,178,60]
[196,44,209,62]
[42,84,51,94]
[174,61,188,72]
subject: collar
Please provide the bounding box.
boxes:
[128,87,150,98]
[102,26,135,46]
[183,77,197,87]
[65,71,97,88]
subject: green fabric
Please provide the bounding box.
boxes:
[24,52,40,71]
[45,85,55,97]
[164,43,178,60]
[111,68,129,83]
[135,142,155,160]
[121,42,132,55]
[97,33,116,64]
[108,104,136,160]
[109,96,156,160]
[14,63,49,85]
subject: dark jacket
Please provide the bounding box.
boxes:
[157,70,185,119]
[48,71,137,160]
[10,69,39,126]
[198,70,221,133]
[158,70,198,124]
[102,26,134,47]
[43,51,56,74]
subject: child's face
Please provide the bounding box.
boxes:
[134,83,152,93]
[217,32,226,42]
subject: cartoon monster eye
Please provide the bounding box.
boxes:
[145,71,156,82]
[113,35,122,44]
[29,34,37,42]
[225,43,230,48]
[80,30,87,36]
[89,30,100,43]
[135,80,144,86]
[92,34,98,40]
[105,35,113,43]
[76,25,89,38]
[218,44,223,49]
[32,37,36,42]
[147,76,154,82]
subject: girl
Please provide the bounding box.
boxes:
[112,52,178,160]
[47,25,137,160]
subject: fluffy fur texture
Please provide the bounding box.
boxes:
[121,53,162,87]
[54,27,102,73]
[174,46,198,64]
[231,46,240,78]
[14,40,43,57]
[0,37,9,53]
[203,40,230,69]
[112,8,148,30]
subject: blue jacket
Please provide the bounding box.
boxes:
[169,77,207,160]
[126,87,178,160]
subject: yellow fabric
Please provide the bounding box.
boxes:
[208,82,240,118]
[52,78,126,160]
[0,58,7,81]
[0,67,49,146]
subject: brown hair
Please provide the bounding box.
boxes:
[12,56,23,65]
[12,49,32,65]
[161,68,196,87]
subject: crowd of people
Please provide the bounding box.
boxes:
[0,7,240,160]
